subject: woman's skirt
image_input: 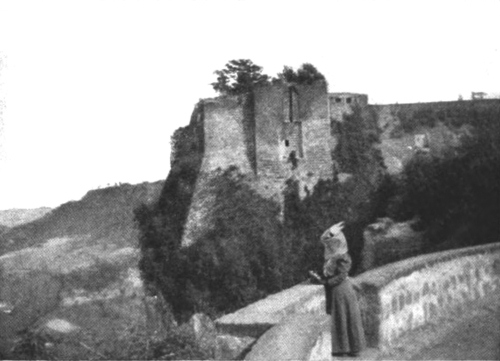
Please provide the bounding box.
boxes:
[329,278,366,354]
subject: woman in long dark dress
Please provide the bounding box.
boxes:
[320,222,366,357]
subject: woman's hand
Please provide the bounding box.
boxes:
[308,270,325,284]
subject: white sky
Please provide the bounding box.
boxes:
[0,0,499,210]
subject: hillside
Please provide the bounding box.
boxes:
[0,225,9,235]
[0,181,164,255]
[0,207,52,227]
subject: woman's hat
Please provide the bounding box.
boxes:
[321,221,348,258]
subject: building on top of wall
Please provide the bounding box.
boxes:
[328,92,369,122]
[471,91,487,100]
[329,92,369,106]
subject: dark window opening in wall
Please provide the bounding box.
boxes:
[288,151,298,170]
[335,97,342,103]
[285,139,290,147]
[346,97,352,104]
[288,87,299,122]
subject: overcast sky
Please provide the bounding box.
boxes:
[0,0,499,210]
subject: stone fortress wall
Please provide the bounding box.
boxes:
[179,79,500,245]
[214,242,500,360]
[182,81,336,245]
[357,242,500,351]
[181,82,500,184]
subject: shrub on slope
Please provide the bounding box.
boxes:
[136,166,387,321]
[136,168,283,320]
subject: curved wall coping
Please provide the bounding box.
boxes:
[215,242,500,359]
[355,242,500,351]
[216,283,323,338]
[355,242,500,288]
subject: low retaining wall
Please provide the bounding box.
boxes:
[215,242,500,359]
[358,242,500,351]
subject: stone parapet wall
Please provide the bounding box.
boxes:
[358,242,500,351]
[215,242,500,359]
[215,284,324,359]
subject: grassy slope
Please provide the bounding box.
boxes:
[0,207,52,228]
[0,181,164,256]
[0,225,9,234]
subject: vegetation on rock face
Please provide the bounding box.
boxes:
[136,167,387,322]
[135,103,386,321]
[390,100,500,137]
[136,168,283,320]
[137,67,500,325]
[334,105,382,174]
[386,104,500,251]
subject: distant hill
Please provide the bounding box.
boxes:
[0,181,164,255]
[0,207,52,227]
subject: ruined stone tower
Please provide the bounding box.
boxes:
[182,80,351,246]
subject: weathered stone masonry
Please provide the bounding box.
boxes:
[368,243,500,350]
[182,81,338,246]
[179,80,500,245]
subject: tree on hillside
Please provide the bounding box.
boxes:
[211,59,270,95]
[386,104,500,250]
[277,63,327,85]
